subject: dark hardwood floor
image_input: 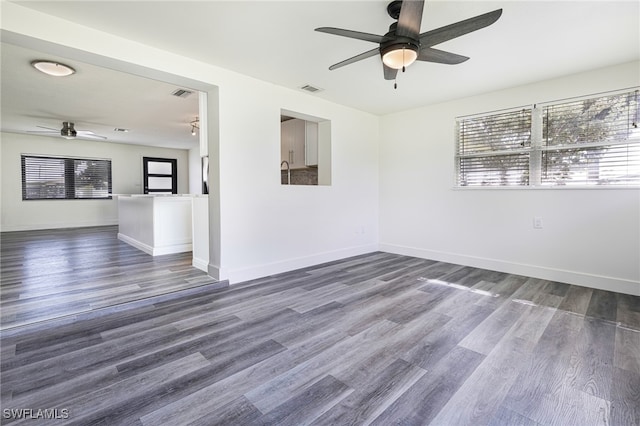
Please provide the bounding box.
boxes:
[0,226,220,329]
[0,229,639,425]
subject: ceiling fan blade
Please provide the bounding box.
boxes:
[27,130,58,134]
[315,27,383,44]
[328,47,379,70]
[383,64,398,81]
[77,131,107,140]
[418,47,469,64]
[419,9,503,48]
[35,125,58,131]
[396,0,425,39]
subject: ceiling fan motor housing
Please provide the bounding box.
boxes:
[61,121,77,138]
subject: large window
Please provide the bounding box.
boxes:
[21,155,112,200]
[456,89,640,187]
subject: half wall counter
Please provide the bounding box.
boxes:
[117,195,192,256]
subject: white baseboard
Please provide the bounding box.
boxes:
[379,243,640,297]
[225,243,379,285]
[192,257,208,272]
[117,233,153,255]
[117,233,192,256]
[207,263,226,282]
[152,243,192,256]
[1,220,119,232]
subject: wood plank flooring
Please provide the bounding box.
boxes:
[1,232,639,424]
[0,226,222,329]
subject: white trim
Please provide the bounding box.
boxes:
[207,263,226,282]
[379,243,640,297]
[117,232,153,255]
[117,232,192,256]
[451,184,640,191]
[151,243,192,256]
[192,256,208,272]
[225,243,379,285]
[1,219,119,232]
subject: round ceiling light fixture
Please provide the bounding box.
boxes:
[31,60,76,77]
[381,43,419,70]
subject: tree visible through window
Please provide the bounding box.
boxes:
[456,89,640,187]
[541,91,640,185]
[21,155,112,200]
[457,108,532,186]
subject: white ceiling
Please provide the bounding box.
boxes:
[1,42,201,149]
[2,1,639,148]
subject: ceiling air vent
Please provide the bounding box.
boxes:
[171,88,193,98]
[299,84,323,94]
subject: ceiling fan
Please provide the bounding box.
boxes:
[27,121,107,140]
[315,0,502,86]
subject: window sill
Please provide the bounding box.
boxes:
[452,185,640,191]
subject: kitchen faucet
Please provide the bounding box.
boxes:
[280,160,291,185]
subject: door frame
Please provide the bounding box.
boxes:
[142,157,178,194]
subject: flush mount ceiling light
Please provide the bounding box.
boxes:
[31,60,76,77]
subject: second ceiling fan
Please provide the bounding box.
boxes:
[315,0,502,84]
[28,121,107,140]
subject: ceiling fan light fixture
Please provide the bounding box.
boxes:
[381,44,418,70]
[31,60,76,77]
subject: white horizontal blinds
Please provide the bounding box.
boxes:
[540,90,640,185]
[73,159,112,198]
[21,155,112,200]
[22,156,66,199]
[457,108,532,186]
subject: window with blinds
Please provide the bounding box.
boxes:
[21,155,112,200]
[457,108,532,186]
[540,90,640,186]
[456,88,640,187]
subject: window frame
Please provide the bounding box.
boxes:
[455,88,640,189]
[21,154,113,201]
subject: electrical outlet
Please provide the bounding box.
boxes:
[533,216,544,229]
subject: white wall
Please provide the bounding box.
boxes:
[379,61,640,296]
[188,146,203,195]
[1,2,380,284]
[212,63,380,283]
[0,132,190,231]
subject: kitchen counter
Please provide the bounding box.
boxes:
[117,195,192,256]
